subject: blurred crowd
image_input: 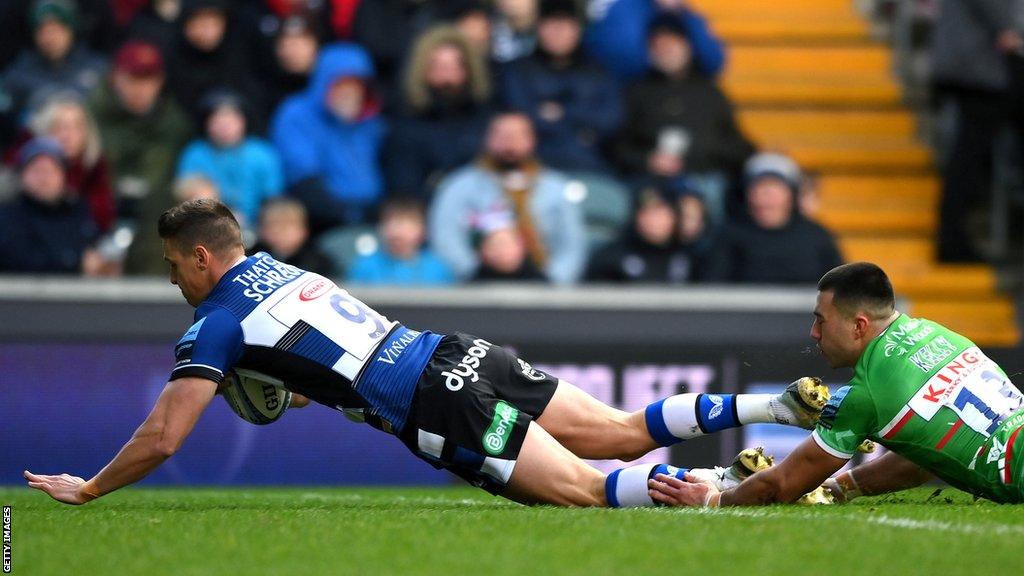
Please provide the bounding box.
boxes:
[0,0,843,285]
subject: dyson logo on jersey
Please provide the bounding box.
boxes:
[230,254,303,302]
[442,339,492,391]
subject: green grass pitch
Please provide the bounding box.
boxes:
[3,485,1022,576]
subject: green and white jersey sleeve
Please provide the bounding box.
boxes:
[813,384,876,459]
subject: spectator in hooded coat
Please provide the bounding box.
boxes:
[271,43,386,227]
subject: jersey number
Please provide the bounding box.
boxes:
[938,372,1023,437]
[329,293,387,339]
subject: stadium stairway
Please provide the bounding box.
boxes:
[690,0,1020,346]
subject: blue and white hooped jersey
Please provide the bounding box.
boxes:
[171,252,442,433]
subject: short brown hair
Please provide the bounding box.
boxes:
[817,262,895,319]
[158,199,244,256]
[380,196,425,221]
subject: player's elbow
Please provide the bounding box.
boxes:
[153,432,186,459]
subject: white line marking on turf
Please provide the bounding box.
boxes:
[663,507,1024,536]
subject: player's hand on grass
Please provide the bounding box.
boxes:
[648,472,720,507]
[24,470,96,505]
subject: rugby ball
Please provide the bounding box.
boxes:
[221,369,292,425]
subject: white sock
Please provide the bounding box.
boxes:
[735,394,775,424]
[605,464,688,508]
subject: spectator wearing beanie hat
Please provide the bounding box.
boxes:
[90,40,192,275]
[0,0,107,120]
[176,88,284,230]
[702,152,843,284]
[0,136,101,274]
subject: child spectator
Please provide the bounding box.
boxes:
[472,218,546,282]
[176,89,283,231]
[251,197,333,276]
[347,197,454,286]
[172,174,219,203]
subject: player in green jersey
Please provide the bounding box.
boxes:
[648,262,1024,506]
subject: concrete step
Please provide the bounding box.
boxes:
[728,46,893,75]
[817,206,934,235]
[817,175,939,204]
[739,110,917,138]
[910,297,1020,347]
[724,80,902,107]
[786,144,932,173]
[692,0,859,19]
[714,19,869,44]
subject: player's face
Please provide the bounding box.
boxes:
[811,290,860,368]
[163,240,210,307]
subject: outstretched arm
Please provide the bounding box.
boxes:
[824,451,932,502]
[650,436,848,506]
[24,376,217,505]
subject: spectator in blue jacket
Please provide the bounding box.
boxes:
[384,25,494,200]
[348,197,454,286]
[584,0,725,80]
[176,89,283,230]
[502,0,621,173]
[0,137,101,274]
[429,111,586,284]
[271,43,386,226]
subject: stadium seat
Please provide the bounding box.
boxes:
[316,225,379,277]
[703,0,1020,345]
[567,173,631,251]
